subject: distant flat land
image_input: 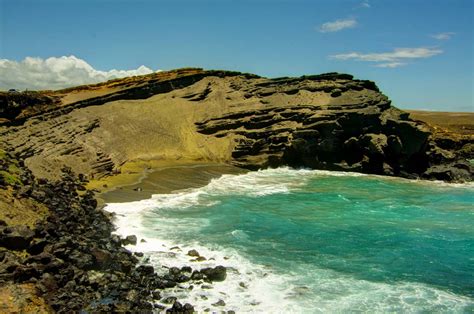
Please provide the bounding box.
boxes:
[407,110,474,136]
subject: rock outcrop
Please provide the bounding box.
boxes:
[1,68,472,182]
[0,150,196,312]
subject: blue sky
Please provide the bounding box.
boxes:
[0,0,473,111]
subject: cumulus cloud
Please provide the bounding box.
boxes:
[330,47,442,68]
[319,18,357,33]
[0,55,156,90]
[431,32,455,40]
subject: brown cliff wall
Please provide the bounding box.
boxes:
[1,69,472,182]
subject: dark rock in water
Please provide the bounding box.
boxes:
[192,256,207,262]
[239,282,248,289]
[175,274,190,283]
[166,301,194,313]
[181,266,192,273]
[166,301,182,312]
[136,265,154,276]
[152,290,161,300]
[187,249,200,257]
[122,235,138,246]
[201,284,213,289]
[191,271,204,280]
[423,163,472,182]
[183,303,195,313]
[201,266,227,282]
[158,279,177,289]
[162,296,177,304]
[169,267,181,277]
[212,299,226,306]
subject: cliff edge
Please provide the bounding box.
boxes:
[1,68,472,183]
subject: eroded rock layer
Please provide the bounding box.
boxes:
[1,68,472,182]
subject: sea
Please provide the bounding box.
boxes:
[104,167,474,313]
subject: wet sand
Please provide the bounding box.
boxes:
[99,163,246,204]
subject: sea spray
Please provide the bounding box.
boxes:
[105,168,474,312]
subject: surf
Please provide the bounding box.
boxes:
[105,167,474,312]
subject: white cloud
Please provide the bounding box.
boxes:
[361,0,370,8]
[0,55,156,90]
[319,18,357,33]
[431,32,455,40]
[374,62,406,68]
[330,47,442,68]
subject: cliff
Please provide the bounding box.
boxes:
[0,68,473,311]
[1,68,472,184]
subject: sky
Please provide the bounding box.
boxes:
[0,0,473,111]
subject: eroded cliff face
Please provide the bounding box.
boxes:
[1,68,472,182]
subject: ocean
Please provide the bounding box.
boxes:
[105,168,474,313]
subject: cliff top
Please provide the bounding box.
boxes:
[0,68,370,124]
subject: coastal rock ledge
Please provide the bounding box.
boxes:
[1,68,472,182]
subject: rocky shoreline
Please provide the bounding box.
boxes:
[0,150,233,312]
[0,69,472,311]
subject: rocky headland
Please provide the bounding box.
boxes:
[0,68,472,311]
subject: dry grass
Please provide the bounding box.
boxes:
[0,283,51,313]
[407,110,473,135]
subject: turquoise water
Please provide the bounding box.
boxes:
[106,168,474,312]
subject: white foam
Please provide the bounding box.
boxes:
[106,167,313,214]
[104,204,474,313]
[107,168,473,220]
[104,204,297,312]
[104,167,474,312]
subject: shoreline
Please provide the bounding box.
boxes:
[103,166,474,312]
[94,161,474,206]
[92,161,247,204]
[100,163,252,312]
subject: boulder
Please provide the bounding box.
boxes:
[90,248,113,269]
[0,225,35,250]
[212,299,226,306]
[187,249,200,257]
[423,164,472,182]
[201,266,227,282]
[122,235,137,246]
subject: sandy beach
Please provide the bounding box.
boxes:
[97,162,246,203]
